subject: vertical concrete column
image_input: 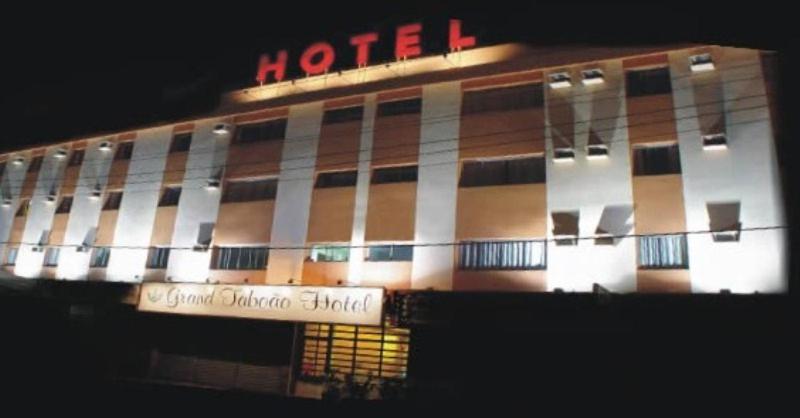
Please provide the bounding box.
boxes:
[0,152,30,266]
[267,102,324,284]
[410,82,462,290]
[347,94,377,286]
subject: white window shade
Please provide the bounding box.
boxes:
[707,202,741,242]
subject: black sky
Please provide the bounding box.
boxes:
[0,2,793,152]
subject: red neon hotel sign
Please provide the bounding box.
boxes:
[255,19,476,85]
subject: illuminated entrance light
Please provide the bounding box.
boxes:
[553,148,575,162]
[548,72,572,89]
[690,53,715,72]
[702,133,727,150]
[99,141,113,152]
[586,144,609,159]
[581,68,605,85]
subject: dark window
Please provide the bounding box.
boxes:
[633,144,682,176]
[626,67,672,97]
[55,196,73,214]
[158,186,182,207]
[211,246,268,270]
[90,247,111,268]
[376,98,422,117]
[459,156,546,187]
[221,178,278,203]
[366,245,413,261]
[15,199,29,217]
[462,83,544,114]
[371,165,418,184]
[169,133,192,153]
[28,156,43,173]
[146,247,170,269]
[5,247,19,266]
[0,161,6,175]
[322,106,364,124]
[458,240,546,270]
[115,142,134,160]
[68,149,85,167]
[234,119,287,144]
[315,170,358,188]
[103,191,123,210]
[638,234,689,269]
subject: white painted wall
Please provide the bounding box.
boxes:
[347,94,377,286]
[267,103,323,284]
[105,128,172,282]
[58,138,117,280]
[165,121,230,282]
[15,147,70,277]
[411,82,461,290]
[672,47,787,293]
[0,152,31,269]
[545,61,637,292]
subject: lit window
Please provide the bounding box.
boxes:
[458,240,546,270]
[371,166,417,184]
[632,144,682,176]
[366,245,413,262]
[158,186,182,207]
[234,119,287,144]
[459,156,545,187]
[42,247,60,267]
[221,178,277,203]
[310,245,350,262]
[626,67,672,97]
[90,247,111,268]
[638,234,688,269]
[146,247,171,269]
[211,246,268,270]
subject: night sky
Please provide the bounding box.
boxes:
[0,2,790,153]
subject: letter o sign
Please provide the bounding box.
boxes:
[300,42,335,76]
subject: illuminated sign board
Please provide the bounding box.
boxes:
[256,19,476,85]
[138,283,384,326]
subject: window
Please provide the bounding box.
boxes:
[55,196,73,214]
[376,98,422,117]
[459,156,545,187]
[234,119,287,144]
[146,247,170,269]
[462,83,544,114]
[43,247,60,267]
[310,245,349,262]
[0,161,6,175]
[5,247,18,266]
[102,191,123,210]
[15,199,30,217]
[458,240,546,270]
[552,211,579,246]
[322,106,364,124]
[169,133,192,153]
[28,156,43,173]
[114,141,134,160]
[211,246,268,270]
[371,165,418,184]
[68,149,85,167]
[315,170,358,188]
[90,247,111,268]
[707,202,741,242]
[633,144,682,176]
[301,322,410,382]
[366,245,413,262]
[221,178,277,203]
[626,67,672,97]
[158,186,182,207]
[638,234,689,269]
